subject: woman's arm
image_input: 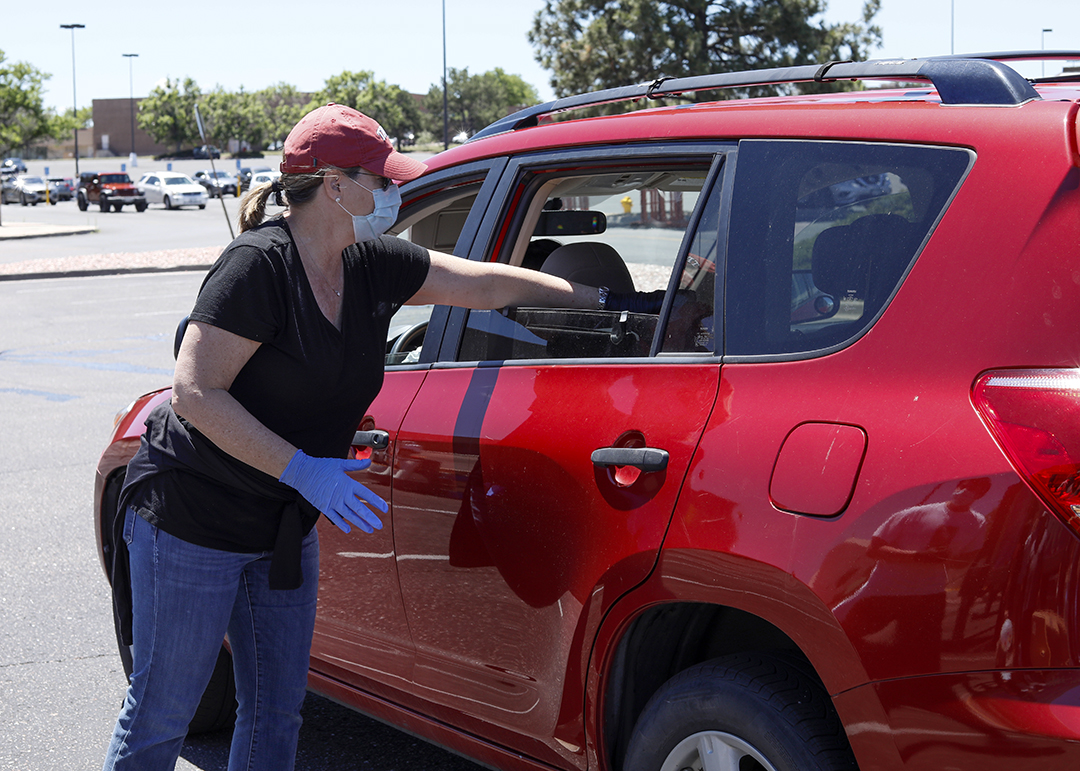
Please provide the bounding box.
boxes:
[407,249,603,310]
[172,320,297,479]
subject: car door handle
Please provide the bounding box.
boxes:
[353,430,390,450]
[591,447,669,472]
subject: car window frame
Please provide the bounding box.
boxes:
[430,142,736,368]
[390,156,510,367]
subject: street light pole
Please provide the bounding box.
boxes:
[951,0,955,55]
[60,24,85,178]
[123,53,138,165]
[1042,29,1053,77]
[442,0,449,151]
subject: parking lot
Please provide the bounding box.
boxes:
[0,155,484,769]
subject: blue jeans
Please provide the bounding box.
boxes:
[103,507,319,771]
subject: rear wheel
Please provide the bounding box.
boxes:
[623,653,858,771]
[113,202,124,212]
[100,198,110,213]
[135,202,147,212]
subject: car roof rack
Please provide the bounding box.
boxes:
[471,54,1063,142]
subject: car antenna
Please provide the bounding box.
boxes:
[194,103,235,240]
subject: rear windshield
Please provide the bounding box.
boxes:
[724,140,972,357]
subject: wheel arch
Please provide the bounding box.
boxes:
[589,551,874,771]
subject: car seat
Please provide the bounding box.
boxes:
[812,214,917,314]
[539,242,636,294]
[808,214,918,347]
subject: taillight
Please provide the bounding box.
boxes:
[972,369,1080,534]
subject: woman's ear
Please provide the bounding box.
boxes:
[323,173,342,198]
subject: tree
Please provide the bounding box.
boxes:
[0,51,56,155]
[312,71,423,146]
[258,82,309,149]
[422,68,540,139]
[201,86,270,152]
[45,105,92,149]
[528,0,882,103]
[137,77,202,153]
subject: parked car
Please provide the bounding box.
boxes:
[249,170,280,188]
[193,169,238,197]
[136,171,208,209]
[46,177,75,202]
[238,165,273,192]
[192,145,220,159]
[77,171,147,213]
[1,174,49,205]
[94,53,1080,768]
[1,157,27,174]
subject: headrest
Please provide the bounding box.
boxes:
[539,242,635,294]
[812,214,914,299]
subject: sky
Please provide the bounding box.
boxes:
[7,0,1079,116]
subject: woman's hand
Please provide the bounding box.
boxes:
[279,450,387,534]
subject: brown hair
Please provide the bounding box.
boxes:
[237,166,365,232]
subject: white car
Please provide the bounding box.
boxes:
[249,171,283,206]
[249,170,280,186]
[137,172,208,210]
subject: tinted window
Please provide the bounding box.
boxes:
[725,141,972,356]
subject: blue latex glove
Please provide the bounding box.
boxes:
[279,450,387,534]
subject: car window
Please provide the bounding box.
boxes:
[384,170,495,365]
[724,140,973,357]
[458,160,719,362]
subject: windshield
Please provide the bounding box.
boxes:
[101,174,131,184]
[23,177,44,185]
[166,177,194,185]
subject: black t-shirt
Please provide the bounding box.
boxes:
[123,219,430,559]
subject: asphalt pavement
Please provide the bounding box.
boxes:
[0,149,490,771]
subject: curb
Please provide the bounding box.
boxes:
[0,223,98,241]
[0,263,212,282]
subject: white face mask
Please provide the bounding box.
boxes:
[336,174,401,243]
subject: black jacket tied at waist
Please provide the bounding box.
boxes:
[110,401,319,646]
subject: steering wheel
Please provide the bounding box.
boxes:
[389,321,428,358]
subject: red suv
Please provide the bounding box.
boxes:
[95,53,1080,770]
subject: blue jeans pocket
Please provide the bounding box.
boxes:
[123,506,137,545]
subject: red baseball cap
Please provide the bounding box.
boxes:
[280,103,427,181]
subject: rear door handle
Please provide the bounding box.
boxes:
[591,447,669,472]
[353,430,390,450]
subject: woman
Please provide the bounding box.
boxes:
[102,103,610,771]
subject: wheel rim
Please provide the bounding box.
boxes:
[660,731,779,771]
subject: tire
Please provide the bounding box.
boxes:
[77,194,88,211]
[20,193,27,206]
[100,198,110,213]
[198,204,206,209]
[113,203,124,212]
[163,196,173,210]
[135,202,147,212]
[623,653,858,771]
[102,472,237,735]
